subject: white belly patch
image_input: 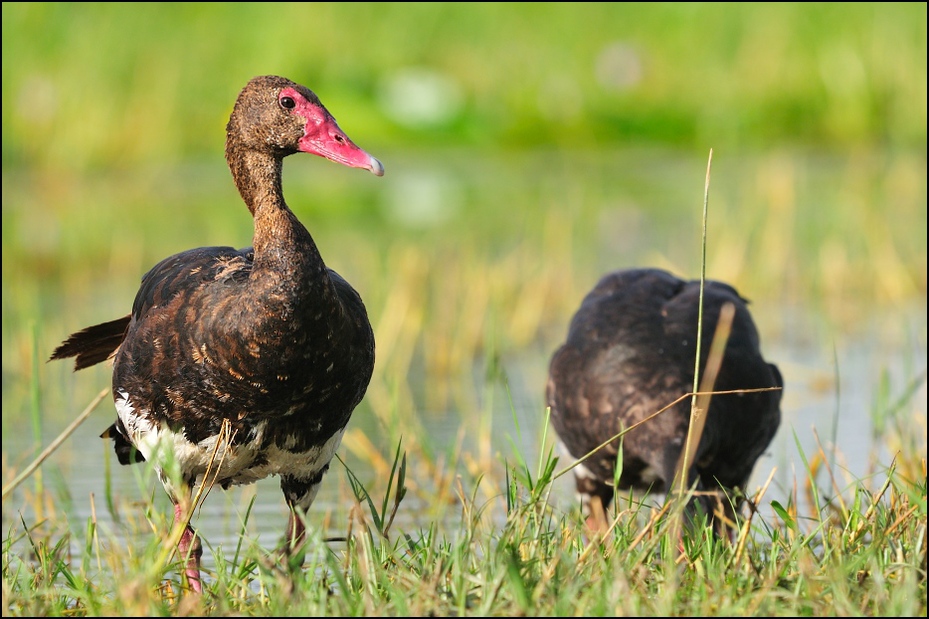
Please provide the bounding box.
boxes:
[114,390,344,494]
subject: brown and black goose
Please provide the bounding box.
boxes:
[546,268,782,535]
[50,75,384,592]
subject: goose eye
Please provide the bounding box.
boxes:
[279,96,296,110]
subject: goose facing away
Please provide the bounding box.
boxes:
[545,268,782,534]
[50,75,384,592]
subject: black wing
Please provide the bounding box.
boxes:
[49,246,253,371]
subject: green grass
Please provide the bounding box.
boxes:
[2,3,927,616]
[2,3,926,170]
[2,380,926,616]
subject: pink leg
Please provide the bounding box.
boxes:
[584,495,610,536]
[174,503,203,593]
[279,475,320,569]
[283,509,306,555]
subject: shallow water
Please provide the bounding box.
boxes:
[2,147,926,581]
[3,301,925,577]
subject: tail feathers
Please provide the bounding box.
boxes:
[49,315,131,370]
[100,422,145,465]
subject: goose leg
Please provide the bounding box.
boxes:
[283,505,307,555]
[573,464,615,535]
[279,470,325,566]
[173,502,203,593]
[702,486,741,542]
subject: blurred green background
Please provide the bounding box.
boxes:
[2,3,926,485]
[3,2,927,167]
